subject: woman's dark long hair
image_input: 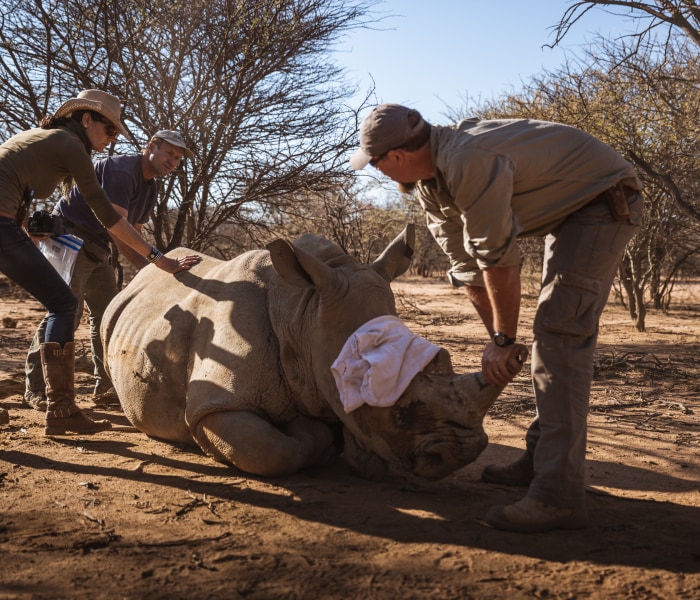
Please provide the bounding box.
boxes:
[40,110,95,151]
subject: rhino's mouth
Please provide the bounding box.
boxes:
[410,428,488,480]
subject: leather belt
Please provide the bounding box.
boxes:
[62,215,105,242]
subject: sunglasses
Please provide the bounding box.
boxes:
[369,150,390,168]
[92,113,119,138]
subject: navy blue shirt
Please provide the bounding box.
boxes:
[57,154,157,250]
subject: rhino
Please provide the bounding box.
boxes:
[101,225,524,481]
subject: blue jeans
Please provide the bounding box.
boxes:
[0,216,77,344]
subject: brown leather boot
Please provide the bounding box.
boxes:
[41,342,112,435]
[481,452,534,486]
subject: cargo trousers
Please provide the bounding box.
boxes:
[524,192,643,508]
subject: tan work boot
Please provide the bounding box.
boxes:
[481,452,534,486]
[483,496,588,533]
[41,342,112,436]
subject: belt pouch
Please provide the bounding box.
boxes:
[605,183,631,221]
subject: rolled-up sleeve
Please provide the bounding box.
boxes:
[442,148,522,271]
[416,188,479,286]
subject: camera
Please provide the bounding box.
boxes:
[27,210,66,236]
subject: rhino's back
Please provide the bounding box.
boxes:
[102,248,284,443]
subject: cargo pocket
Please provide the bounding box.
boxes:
[537,271,602,337]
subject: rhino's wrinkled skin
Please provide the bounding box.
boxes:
[102,226,519,480]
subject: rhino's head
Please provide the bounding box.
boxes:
[340,349,503,481]
[267,225,520,481]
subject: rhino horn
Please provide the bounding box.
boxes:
[400,372,502,480]
[453,371,503,420]
[400,368,501,427]
[372,224,415,282]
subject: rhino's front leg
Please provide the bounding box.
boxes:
[341,429,389,481]
[195,411,337,477]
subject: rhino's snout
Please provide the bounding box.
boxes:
[411,428,488,480]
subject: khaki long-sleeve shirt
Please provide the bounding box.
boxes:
[0,124,120,228]
[416,118,642,286]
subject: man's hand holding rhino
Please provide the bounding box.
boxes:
[482,342,530,387]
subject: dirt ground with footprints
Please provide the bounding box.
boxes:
[1,273,699,599]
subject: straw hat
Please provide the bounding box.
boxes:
[54,89,127,136]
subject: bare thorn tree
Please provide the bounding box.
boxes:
[551,1,700,53]
[0,0,379,256]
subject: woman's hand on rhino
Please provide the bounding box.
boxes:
[157,254,202,274]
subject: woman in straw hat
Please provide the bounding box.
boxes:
[0,89,200,434]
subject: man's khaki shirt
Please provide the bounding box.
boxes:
[416,118,642,286]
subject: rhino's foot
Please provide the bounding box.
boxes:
[195,411,336,477]
[283,416,337,469]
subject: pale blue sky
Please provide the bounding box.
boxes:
[334,0,640,124]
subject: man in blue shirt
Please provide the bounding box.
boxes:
[24,130,195,410]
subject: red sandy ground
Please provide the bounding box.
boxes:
[1,274,698,599]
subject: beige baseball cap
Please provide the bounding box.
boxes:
[151,130,195,159]
[349,103,427,170]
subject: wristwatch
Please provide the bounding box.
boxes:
[493,332,516,347]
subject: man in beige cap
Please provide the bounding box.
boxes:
[25,129,196,410]
[350,103,644,533]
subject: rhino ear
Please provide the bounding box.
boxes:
[372,224,415,282]
[266,238,334,289]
